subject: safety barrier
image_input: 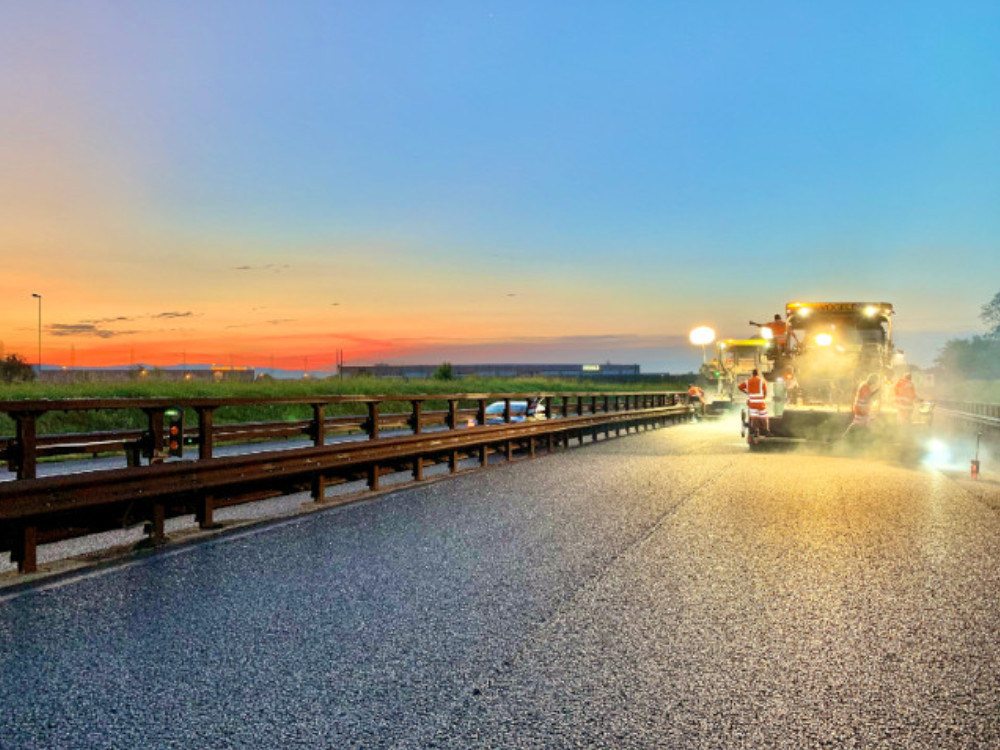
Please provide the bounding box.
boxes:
[934,401,1000,432]
[0,392,692,574]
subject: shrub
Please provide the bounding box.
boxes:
[0,354,36,384]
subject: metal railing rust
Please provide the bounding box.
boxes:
[0,391,693,574]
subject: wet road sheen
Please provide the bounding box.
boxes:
[1,421,998,748]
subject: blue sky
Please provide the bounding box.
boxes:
[2,1,998,371]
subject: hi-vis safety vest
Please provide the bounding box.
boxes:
[740,376,767,406]
[894,379,916,410]
[767,320,788,344]
[854,383,876,418]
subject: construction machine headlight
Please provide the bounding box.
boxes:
[923,438,951,468]
[864,305,879,317]
[760,327,774,340]
[815,333,833,346]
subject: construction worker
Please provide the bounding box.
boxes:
[893,372,919,423]
[687,383,706,415]
[842,373,880,439]
[738,368,769,433]
[750,314,789,354]
[782,368,800,402]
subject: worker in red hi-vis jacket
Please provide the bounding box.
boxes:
[893,372,919,423]
[738,368,769,433]
[687,383,706,415]
[842,373,881,439]
[750,314,790,354]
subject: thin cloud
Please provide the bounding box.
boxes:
[48,323,135,339]
[150,311,194,319]
[81,316,134,324]
[225,318,296,329]
[234,264,291,273]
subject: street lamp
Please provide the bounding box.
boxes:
[31,293,42,376]
[688,325,716,364]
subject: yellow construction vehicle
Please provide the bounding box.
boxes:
[755,301,899,441]
[712,338,771,401]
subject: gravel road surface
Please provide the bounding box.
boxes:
[1,420,998,748]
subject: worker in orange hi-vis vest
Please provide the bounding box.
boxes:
[842,373,881,439]
[687,383,706,415]
[750,314,790,353]
[893,372,919,423]
[738,368,769,433]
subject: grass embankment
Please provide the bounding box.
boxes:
[0,376,689,436]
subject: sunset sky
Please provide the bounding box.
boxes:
[2,2,998,374]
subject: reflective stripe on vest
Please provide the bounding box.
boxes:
[854,384,874,416]
[895,381,915,409]
[746,377,766,398]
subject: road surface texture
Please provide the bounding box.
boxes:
[1,420,998,748]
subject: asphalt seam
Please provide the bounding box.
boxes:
[414,453,738,746]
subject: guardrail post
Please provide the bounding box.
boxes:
[410,400,423,434]
[366,402,380,440]
[562,396,569,420]
[197,494,220,529]
[197,407,215,460]
[312,474,327,502]
[142,409,165,460]
[577,396,583,417]
[412,455,424,481]
[447,400,458,430]
[503,398,512,423]
[312,404,326,446]
[477,399,489,465]
[13,524,38,574]
[368,464,380,491]
[147,502,166,546]
[12,412,39,480]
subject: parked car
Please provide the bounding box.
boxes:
[467,399,547,427]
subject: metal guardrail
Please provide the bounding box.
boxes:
[933,401,1000,431]
[0,391,693,574]
[0,410,481,464]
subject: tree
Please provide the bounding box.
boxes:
[934,290,1000,379]
[981,291,1000,337]
[935,335,1000,379]
[0,354,36,383]
[433,362,454,380]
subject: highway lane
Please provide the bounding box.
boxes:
[1,420,998,748]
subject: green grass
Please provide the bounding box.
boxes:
[0,375,690,436]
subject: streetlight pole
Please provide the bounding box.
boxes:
[31,293,42,377]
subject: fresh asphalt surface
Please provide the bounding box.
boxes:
[2,420,999,748]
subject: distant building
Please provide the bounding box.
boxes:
[339,363,642,379]
[40,366,256,384]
